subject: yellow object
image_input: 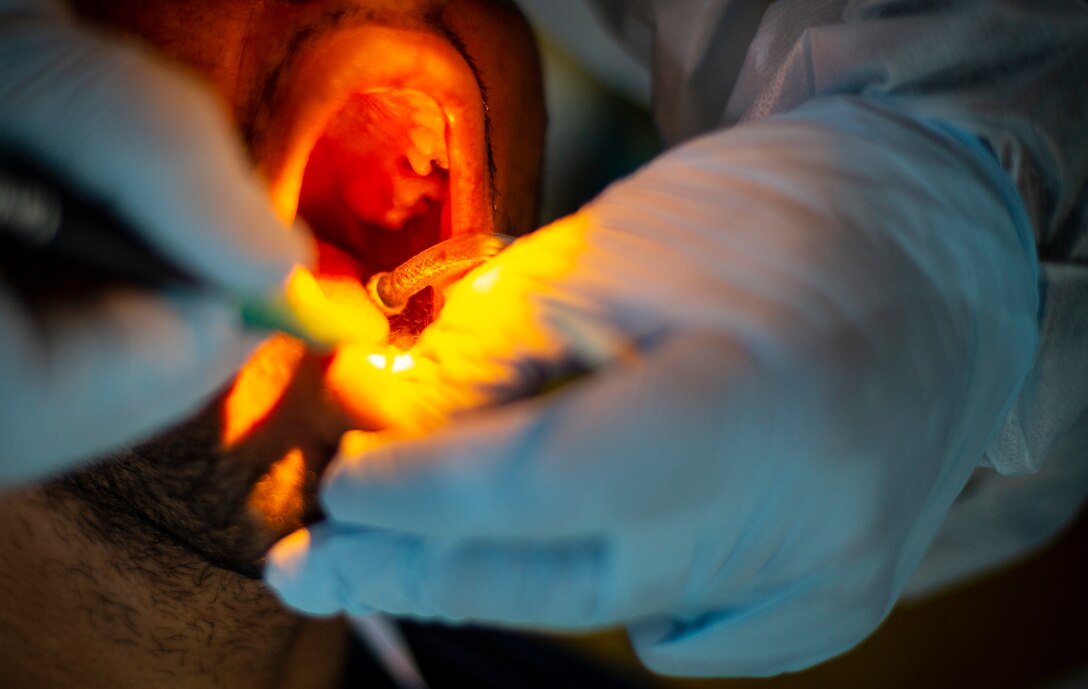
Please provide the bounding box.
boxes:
[326,344,445,432]
[242,265,390,349]
[324,215,613,434]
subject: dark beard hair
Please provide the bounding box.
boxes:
[47,411,271,580]
[46,391,336,581]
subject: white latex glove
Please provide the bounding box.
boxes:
[0,0,308,483]
[266,97,1039,676]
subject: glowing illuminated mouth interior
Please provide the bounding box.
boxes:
[267,28,493,344]
[299,89,455,280]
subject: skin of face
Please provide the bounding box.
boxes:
[0,1,545,687]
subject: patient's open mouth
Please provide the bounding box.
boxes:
[299,88,454,279]
[299,89,456,343]
[213,26,505,531]
[258,26,495,344]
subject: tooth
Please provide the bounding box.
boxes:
[409,127,437,159]
[406,147,433,176]
[413,109,445,134]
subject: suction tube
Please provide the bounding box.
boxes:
[367,232,513,314]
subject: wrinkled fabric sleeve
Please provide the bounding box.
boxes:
[720,0,1088,480]
[737,1,1088,590]
[589,0,1088,591]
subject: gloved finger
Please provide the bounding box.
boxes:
[266,522,612,628]
[0,288,253,483]
[321,331,764,540]
[0,3,309,294]
[627,574,890,678]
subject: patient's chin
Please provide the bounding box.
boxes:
[54,337,354,579]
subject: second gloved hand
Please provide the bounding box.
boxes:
[0,0,309,483]
[267,98,1038,676]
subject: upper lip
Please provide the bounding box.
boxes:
[256,24,493,241]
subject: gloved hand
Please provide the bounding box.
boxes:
[0,0,308,483]
[267,97,1039,676]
